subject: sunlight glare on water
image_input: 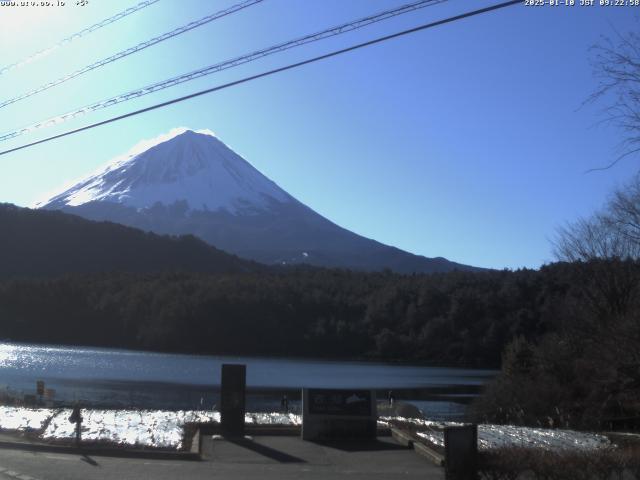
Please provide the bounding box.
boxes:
[0,343,18,366]
[0,341,495,409]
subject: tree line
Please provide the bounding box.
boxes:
[1,259,634,370]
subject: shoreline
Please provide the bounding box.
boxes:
[1,380,477,416]
[0,339,500,371]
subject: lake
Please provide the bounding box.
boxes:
[0,341,495,419]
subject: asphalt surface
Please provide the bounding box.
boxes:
[0,436,444,480]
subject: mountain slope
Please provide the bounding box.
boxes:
[0,203,261,279]
[38,128,476,273]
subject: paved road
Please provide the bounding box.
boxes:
[0,436,444,480]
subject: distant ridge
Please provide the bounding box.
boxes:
[0,203,261,279]
[38,128,478,274]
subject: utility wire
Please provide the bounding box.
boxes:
[0,0,264,109]
[0,0,522,158]
[0,0,446,142]
[0,0,162,77]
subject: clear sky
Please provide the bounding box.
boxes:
[0,0,638,270]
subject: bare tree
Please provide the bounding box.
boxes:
[558,24,640,251]
[554,214,640,262]
[555,214,632,261]
[554,176,640,319]
[587,26,640,171]
[607,172,640,243]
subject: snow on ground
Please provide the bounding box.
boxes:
[245,412,301,426]
[0,407,612,451]
[0,406,55,431]
[1,407,300,449]
[417,424,611,451]
[41,409,219,449]
[378,416,466,429]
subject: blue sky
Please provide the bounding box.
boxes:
[0,0,637,269]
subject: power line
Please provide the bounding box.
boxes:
[0,0,446,142]
[0,0,522,158]
[0,0,264,110]
[0,0,162,77]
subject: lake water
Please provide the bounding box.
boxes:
[0,342,495,419]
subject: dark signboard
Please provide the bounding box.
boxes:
[220,364,246,437]
[444,424,478,480]
[307,389,372,416]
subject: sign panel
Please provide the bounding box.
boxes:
[308,389,372,416]
[302,388,377,440]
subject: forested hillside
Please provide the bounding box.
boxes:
[2,261,631,368]
[0,203,261,278]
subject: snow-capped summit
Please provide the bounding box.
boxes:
[38,128,292,213]
[38,128,476,273]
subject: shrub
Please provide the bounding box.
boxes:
[478,447,640,480]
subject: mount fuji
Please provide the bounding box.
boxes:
[37,128,474,273]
